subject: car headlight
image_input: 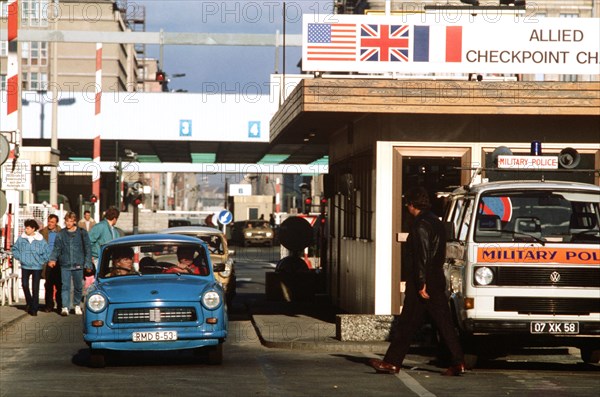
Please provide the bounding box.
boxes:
[87,293,107,313]
[220,259,233,277]
[474,267,494,286]
[266,232,273,237]
[202,291,221,309]
[245,232,252,237]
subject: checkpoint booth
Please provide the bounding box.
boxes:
[269,12,600,316]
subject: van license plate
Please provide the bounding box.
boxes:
[530,322,579,334]
[132,331,178,342]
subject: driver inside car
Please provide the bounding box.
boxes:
[109,247,135,277]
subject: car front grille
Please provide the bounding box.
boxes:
[495,267,600,288]
[495,297,600,315]
[113,307,197,323]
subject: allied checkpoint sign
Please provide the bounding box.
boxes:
[302,14,600,75]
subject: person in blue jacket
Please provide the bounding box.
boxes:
[12,219,51,316]
[88,207,120,262]
[48,212,92,316]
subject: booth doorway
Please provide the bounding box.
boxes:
[390,147,471,313]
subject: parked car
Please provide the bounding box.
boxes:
[83,234,228,367]
[231,220,275,247]
[160,226,236,307]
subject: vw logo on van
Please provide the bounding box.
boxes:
[549,271,561,283]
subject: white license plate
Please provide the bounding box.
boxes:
[132,331,178,342]
[530,321,579,334]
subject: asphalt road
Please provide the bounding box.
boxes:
[1,246,598,397]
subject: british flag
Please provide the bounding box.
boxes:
[360,24,409,62]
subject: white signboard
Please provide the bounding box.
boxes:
[302,14,600,75]
[2,159,31,190]
[229,184,252,196]
[497,155,559,169]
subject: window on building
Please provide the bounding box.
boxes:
[21,71,48,90]
[30,72,48,90]
[21,41,48,66]
[21,0,50,27]
[1,75,6,91]
[0,41,7,56]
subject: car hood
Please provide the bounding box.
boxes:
[94,277,218,303]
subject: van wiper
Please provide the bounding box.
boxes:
[500,230,546,246]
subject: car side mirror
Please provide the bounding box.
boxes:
[213,262,226,273]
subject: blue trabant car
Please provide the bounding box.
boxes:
[83,234,228,367]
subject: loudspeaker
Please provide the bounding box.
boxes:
[558,147,580,169]
[491,146,513,167]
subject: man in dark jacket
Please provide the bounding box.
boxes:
[369,187,465,376]
[40,214,62,312]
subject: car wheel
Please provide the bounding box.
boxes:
[207,344,223,365]
[89,349,106,368]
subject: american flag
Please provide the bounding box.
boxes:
[360,24,410,62]
[307,23,357,61]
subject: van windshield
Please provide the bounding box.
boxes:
[474,190,600,244]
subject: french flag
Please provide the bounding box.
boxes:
[413,25,463,63]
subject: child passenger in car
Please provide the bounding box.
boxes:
[163,247,205,275]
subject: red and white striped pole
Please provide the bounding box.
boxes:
[93,43,102,221]
[275,177,281,213]
[5,0,20,244]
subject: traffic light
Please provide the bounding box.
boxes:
[156,71,166,84]
[303,197,312,215]
[126,182,144,208]
[89,194,98,204]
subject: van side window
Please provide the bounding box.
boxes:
[456,199,474,240]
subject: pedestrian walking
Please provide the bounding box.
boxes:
[88,207,120,263]
[40,214,62,313]
[78,210,96,232]
[12,219,51,316]
[369,187,465,376]
[48,212,92,316]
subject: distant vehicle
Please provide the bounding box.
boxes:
[168,219,192,228]
[231,220,274,247]
[160,226,236,307]
[83,234,228,367]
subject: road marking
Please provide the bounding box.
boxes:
[364,353,436,397]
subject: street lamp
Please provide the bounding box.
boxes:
[21,91,75,139]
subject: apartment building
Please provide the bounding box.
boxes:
[1,0,140,93]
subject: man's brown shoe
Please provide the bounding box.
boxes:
[441,363,465,376]
[368,358,400,374]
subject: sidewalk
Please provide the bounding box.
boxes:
[0,299,390,354]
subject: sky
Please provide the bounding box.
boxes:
[136,0,333,93]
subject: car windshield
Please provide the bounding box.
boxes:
[197,235,224,255]
[98,243,210,279]
[247,221,269,228]
[474,189,600,244]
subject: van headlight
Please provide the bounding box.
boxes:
[202,291,221,310]
[474,267,494,286]
[245,232,252,237]
[87,293,107,313]
[266,232,273,237]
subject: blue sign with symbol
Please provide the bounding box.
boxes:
[248,121,261,138]
[180,120,192,137]
[218,210,233,225]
